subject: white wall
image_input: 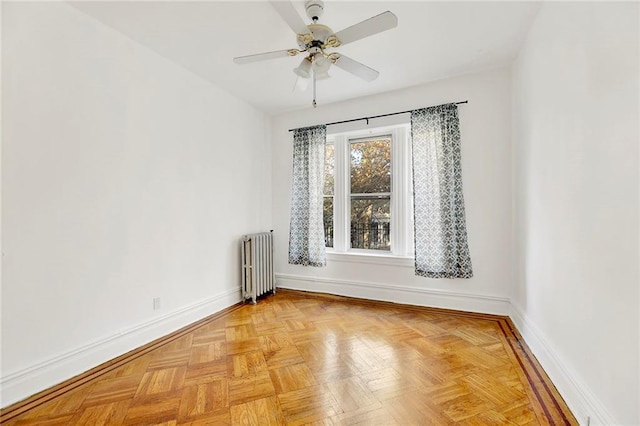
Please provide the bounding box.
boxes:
[272,68,513,315]
[511,2,639,425]
[1,2,271,407]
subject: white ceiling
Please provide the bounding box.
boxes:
[69,1,541,115]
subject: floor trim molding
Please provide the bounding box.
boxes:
[276,273,510,315]
[0,288,242,418]
[509,302,617,426]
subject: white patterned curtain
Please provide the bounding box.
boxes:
[411,104,473,278]
[288,125,327,267]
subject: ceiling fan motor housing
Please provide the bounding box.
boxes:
[305,0,324,22]
[296,24,333,49]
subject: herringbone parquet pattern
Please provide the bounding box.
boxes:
[1,290,576,425]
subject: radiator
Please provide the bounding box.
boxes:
[241,231,275,304]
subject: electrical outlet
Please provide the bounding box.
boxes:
[153,297,161,310]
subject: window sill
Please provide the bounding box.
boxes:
[326,251,414,267]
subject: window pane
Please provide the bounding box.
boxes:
[350,137,391,194]
[351,196,390,251]
[323,197,333,248]
[324,143,334,195]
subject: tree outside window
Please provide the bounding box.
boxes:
[349,137,391,250]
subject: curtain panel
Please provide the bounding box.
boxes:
[411,104,473,278]
[288,125,327,267]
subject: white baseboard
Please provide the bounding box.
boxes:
[0,288,241,409]
[276,273,510,315]
[509,302,617,426]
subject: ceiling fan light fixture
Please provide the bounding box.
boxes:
[312,54,331,73]
[293,57,312,78]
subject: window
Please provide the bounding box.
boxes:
[323,124,413,257]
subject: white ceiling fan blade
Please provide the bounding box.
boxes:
[333,11,398,46]
[233,50,293,64]
[269,1,311,35]
[333,54,379,82]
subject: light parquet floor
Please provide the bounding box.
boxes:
[1,290,576,425]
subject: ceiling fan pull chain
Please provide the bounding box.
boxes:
[312,70,317,108]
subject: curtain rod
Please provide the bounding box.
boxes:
[288,100,468,132]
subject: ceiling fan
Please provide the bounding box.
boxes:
[233,0,398,107]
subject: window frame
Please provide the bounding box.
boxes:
[325,123,413,258]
